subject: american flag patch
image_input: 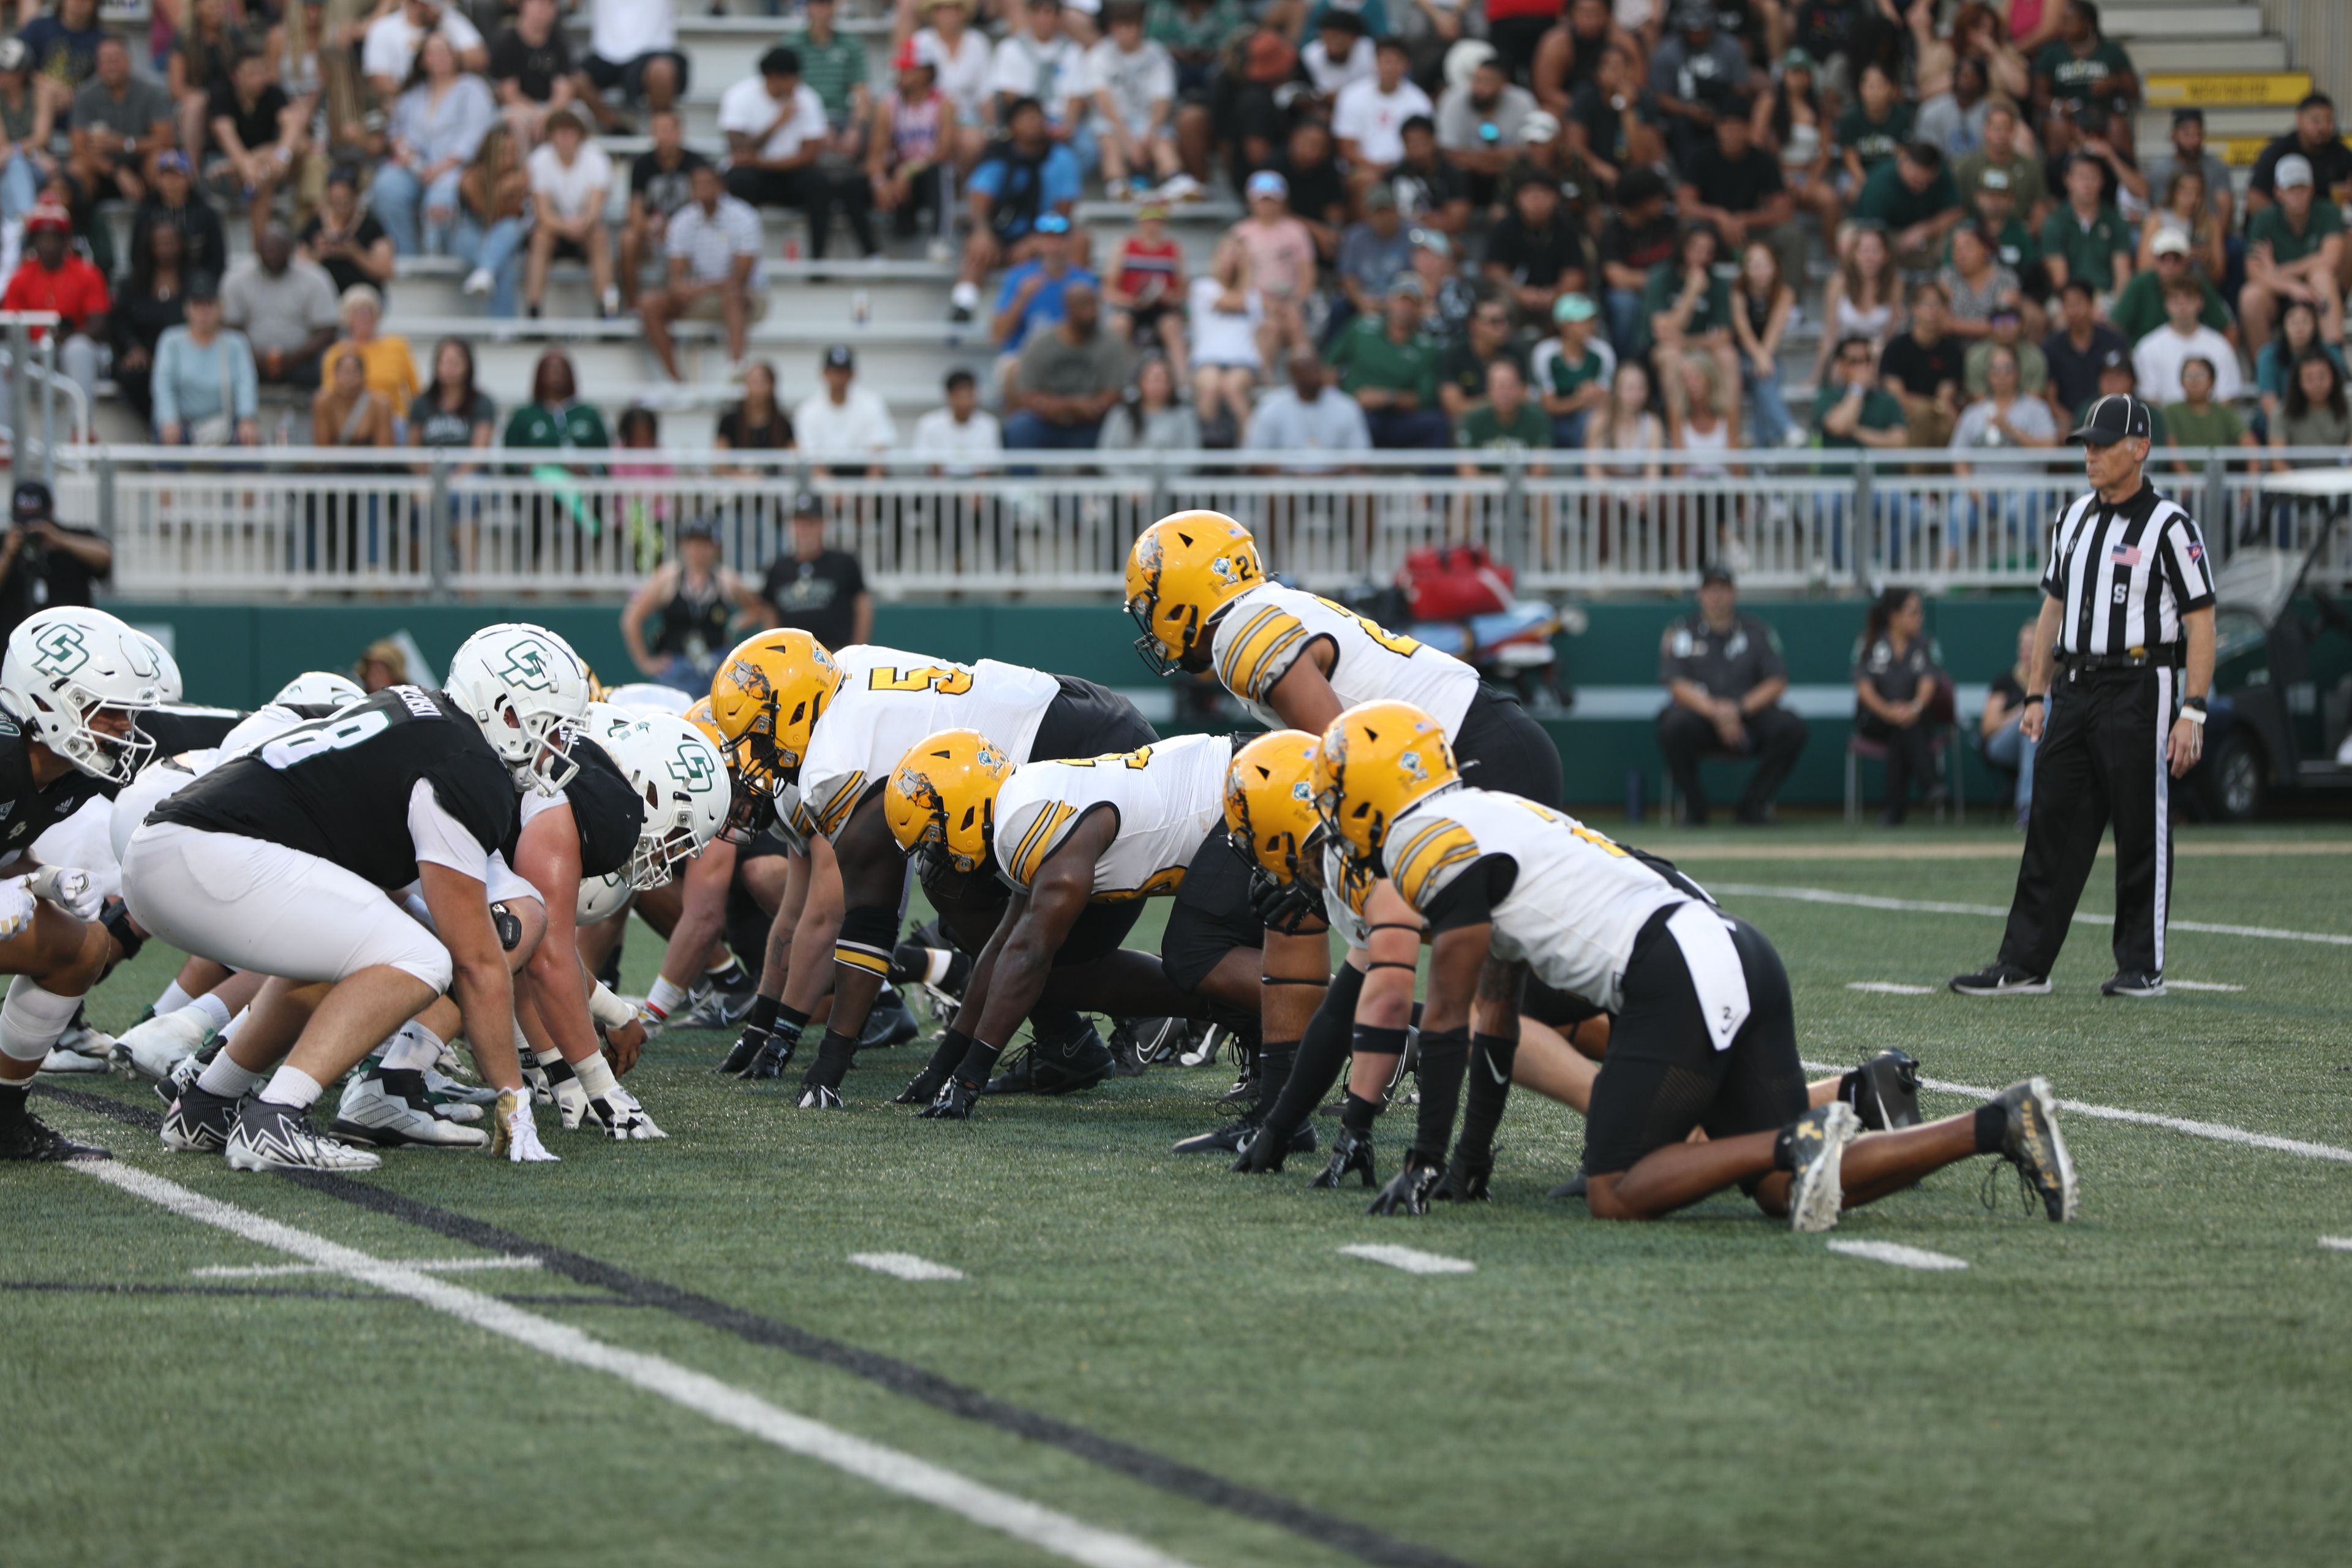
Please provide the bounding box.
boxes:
[2109,544,2143,566]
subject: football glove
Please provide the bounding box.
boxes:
[0,878,34,941]
[1231,1123,1291,1174]
[921,1075,981,1120]
[1433,1154,1492,1203]
[1365,1155,1442,1216]
[588,1087,666,1140]
[27,865,102,921]
[489,1088,559,1163]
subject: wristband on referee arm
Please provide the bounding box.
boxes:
[2021,693,2045,707]
[2179,696,2207,726]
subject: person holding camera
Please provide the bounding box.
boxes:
[0,481,111,641]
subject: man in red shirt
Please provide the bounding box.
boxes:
[0,204,108,402]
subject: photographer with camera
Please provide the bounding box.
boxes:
[0,481,111,641]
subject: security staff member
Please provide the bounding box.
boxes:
[1952,394,2215,998]
[1657,565,1810,825]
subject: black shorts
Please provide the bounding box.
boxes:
[1580,909,1808,1177]
[584,50,689,100]
[1160,827,1261,993]
[1027,675,1159,762]
[1453,685,1563,808]
[1523,976,1605,1030]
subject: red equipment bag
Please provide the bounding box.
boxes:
[1398,545,1514,620]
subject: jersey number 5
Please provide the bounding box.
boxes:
[1316,596,1423,658]
[867,665,974,695]
[258,709,391,771]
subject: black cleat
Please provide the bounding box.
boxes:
[1992,1076,2077,1221]
[1366,1156,1442,1216]
[1107,1016,1178,1077]
[1839,1049,1922,1131]
[986,1022,1113,1097]
[1230,1118,1318,1172]
[1177,1118,1316,1156]
[678,987,756,1030]
[0,1099,108,1161]
[1547,1171,1588,1200]
[160,1084,241,1153]
[2100,970,2166,998]
[1311,1127,1377,1189]
[858,989,920,1049]
[1949,962,2051,996]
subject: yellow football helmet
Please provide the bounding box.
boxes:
[1312,701,1460,866]
[707,628,843,789]
[682,695,726,753]
[884,728,1017,873]
[685,694,775,843]
[1125,511,1264,676]
[1224,729,1324,886]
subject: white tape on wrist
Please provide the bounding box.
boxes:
[588,982,635,1030]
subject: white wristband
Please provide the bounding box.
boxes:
[588,982,636,1030]
[2178,706,2207,727]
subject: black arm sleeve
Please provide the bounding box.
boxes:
[1419,853,1519,934]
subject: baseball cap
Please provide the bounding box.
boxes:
[1362,186,1397,213]
[2150,227,2190,257]
[1782,47,1816,72]
[1033,211,1071,235]
[185,271,221,303]
[10,480,52,522]
[2071,393,2151,447]
[1553,292,1596,324]
[1246,169,1288,200]
[154,149,192,175]
[2275,153,2315,189]
[1978,166,2011,192]
[791,491,825,519]
[1386,272,1425,300]
[822,344,854,371]
[1519,111,1561,147]
[23,203,69,235]
[679,516,719,541]
[1700,564,1735,588]
[2098,347,2130,373]
[1411,226,1453,258]
[1136,201,1170,221]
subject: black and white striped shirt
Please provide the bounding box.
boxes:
[2040,480,2215,655]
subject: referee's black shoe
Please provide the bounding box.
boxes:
[1948,962,2051,996]
[2100,970,2166,998]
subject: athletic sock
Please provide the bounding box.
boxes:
[1973,1103,2008,1155]
[1453,1032,1518,1164]
[573,1053,619,1099]
[803,1030,859,1091]
[704,957,750,990]
[1245,1041,1297,1123]
[187,993,233,1035]
[258,1066,323,1110]
[152,981,194,1016]
[1340,1090,1381,1136]
[219,1007,249,1042]
[1408,1028,1469,1166]
[0,1077,28,1113]
[378,1023,440,1075]
[645,975,691,1020]
[196,1053,266,1099]
[1,978,84,1064]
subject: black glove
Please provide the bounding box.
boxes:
[894,1063,951,1105]
[1311,1126,1377,1189]
[744,1031,799,1080]
[1231,1123,1290,1174]
[1247,869,1320,935]
[1433,1153,1492,1203]
[720,1025,769,1076]
[1365,1155,1442,1216]
[921,1075,981,1120]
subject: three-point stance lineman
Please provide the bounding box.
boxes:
[1953,394,2217,998]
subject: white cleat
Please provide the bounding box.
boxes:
[1785,1101,1860,1234]
[489,1089,559,1163]
[552,1074,595,1130]
[421,1063,494,1109]
[113,1008,216,1083]
[330,1073,489,1149]
[36,1045,110,1076]
[225,1101,383,1172]
[589,1087,666,1140]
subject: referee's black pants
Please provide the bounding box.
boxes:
[1997,665,2176,978]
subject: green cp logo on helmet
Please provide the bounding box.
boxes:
[668,742,717,793]
[496,638,557,692]
[30,624,90,678]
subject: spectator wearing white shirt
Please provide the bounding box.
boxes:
[1245,347,1372,472]
[795,344,899,474]
[991,0,1095,172]
[1085,2,1183,200]
[914,0,997,167]
[522,107,616,316]
[362,0,487,104]
[1332,37,1433,190]
[720,47,849,258]
[641,162,767,381]
[578,0,685,129]
[2133,276,2243,407]
[912,369,1005,475]
[1302,12,1375,105]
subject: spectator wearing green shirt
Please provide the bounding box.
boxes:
[2241,153,2345,354]
[1847,141,1961,271]
[2038,152,2131,300]
[1455,360,1553,476]
[503,349,609,466]
[1954,105,2048,228]
[1640,221,1734,381]
[1959,167,2045,307]
[2031,2,2137,120]
[1817,334,1907,450]
[2110,230,2233,345]
[1532,291,1613,447]
[1834,63,1912,193]
[1328,276,1449,448]
[2161,355,2257,473]
[1147,0,1241,176]
[788,0,870,137]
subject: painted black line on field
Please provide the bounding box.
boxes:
[39,1086,1476,1568]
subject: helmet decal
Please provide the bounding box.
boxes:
[1398,750,1428,783]
[31,623,89,678]
[495,636,558,691]
[668,741,717,793]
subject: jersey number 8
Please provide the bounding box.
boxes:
[258,709,390,771]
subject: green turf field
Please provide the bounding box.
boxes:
[12,821,2352,1568]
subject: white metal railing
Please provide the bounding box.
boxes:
[56,446,2352,601]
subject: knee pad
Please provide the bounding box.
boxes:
[99,897,145,962]
[835,903,899,979]
[489,902,524,953]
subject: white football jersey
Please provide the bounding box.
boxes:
[1209,584,1479,736]
[794,645,1062,842]
[993,733,1232,903]
[1385,787,1689,1011]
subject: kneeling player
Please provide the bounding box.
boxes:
[1315,701,2076,1228]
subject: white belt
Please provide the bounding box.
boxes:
[1666,902,1751,1052]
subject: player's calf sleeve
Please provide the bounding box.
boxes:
[0,976,83,1064]
[1340,1090,1381,1136]
[153,979,194,1016]
[1255,965,1364,1135]
[1245,1041,1300,1121]
[1453,1031,1518,1164]
[1409,1027,1470,1166]
[801,1029,861,1091]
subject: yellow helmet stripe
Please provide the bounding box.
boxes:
[1008,801,1077,887]
[1390,819,1480,908]
[814,771,868,837]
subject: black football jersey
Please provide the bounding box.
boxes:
[560,738,644,881]
[137,703,247,759]
[153,685,521,888]
[0,710,119,859]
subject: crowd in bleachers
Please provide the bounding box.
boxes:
[0,0,2345,466]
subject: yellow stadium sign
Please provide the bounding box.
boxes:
[2215,134,2352,167]
[2145,72,2313,108]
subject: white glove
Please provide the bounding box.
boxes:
[0,878,35,941]
[590,1085,666,1141]
[28,865,103,921]
[552,1072,594,1129]
[491,1088,559,1163]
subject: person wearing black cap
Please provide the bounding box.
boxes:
[1953,392,2215,998]
[1656,565,1809,825]
[620,515,766,693]
[792,343,897,473]
[0,480,111,640]
[759,492,872,651]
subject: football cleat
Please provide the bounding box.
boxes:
[679,986,756,1030]
[1948,963,2051,996]
[36,1044,110,1076]
[1366,1155,1442,1216]
[112,1007,216,1084]
[1547,1171,1588,1200]
[518,1055,554,1106]
[160,1084,241,1153]
[1992,1076,2077,1222]
[55,1021,116,1061]
[985,1023,1113,1097]
[2100,970,2165,999]
[796,1084,843,1110]
[1312,1128,1377,1189]
[1839,1049,1922,1131]
[589,1087,667,1139]
[488,1088,559,1163]
[1230,1118,1319,1173]
[1432,1155,1492,1203]
[157,1047,209,1106]
[921,1076,981,1120]
[1179,1118,1317,1157]
[225,1101,383,1172]
[422,1065,493,1109]
[1782,1101,1860,1233]
[1108,1016,1182,1076]
[858,989,920,1050]
[330,1072,489,1149]
[0,1099,107,1161]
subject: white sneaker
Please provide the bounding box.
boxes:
[330,1072,489,1149]
[600,284,621,314]
[490,1089,560,1163]
[1155,172,1202,202]
[589,1087,666,1140]
[225,1101,383,1172]
[462,266,494,297]
[56,1022,115,1061]
[113,1008,216,1083]
[36,1046,109,1076]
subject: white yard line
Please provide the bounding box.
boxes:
[75,1159,1197,1568]
[193,1256,542,1280]
[1845,982,1938,995]
[850,1253,967,1282]
[2320,1237,2352,1253]
[2165,980,2248,992]
[1825,1240,1970,1272]
[1338,1244,1476,1276]
[1715,883,2352,948]
[1800,1060,2352,1165]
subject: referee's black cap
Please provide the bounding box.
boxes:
[2070,393,2151,447]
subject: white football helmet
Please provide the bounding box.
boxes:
[577,870,634,925]
[605,682,695,718]
[444,623,592,797]
[601,713,731,889]
[0,608,170,783]
[134,631,183,701]
[578,700,642,745]
[273,671,366,710]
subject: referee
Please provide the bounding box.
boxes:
[1951,394,2216,998]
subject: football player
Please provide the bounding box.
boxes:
[126,624,590,1171]
[883,729,1245,1120]
[706,629,1160,1106]
[0,608,171,1160]
[1314,701,2077,1227]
